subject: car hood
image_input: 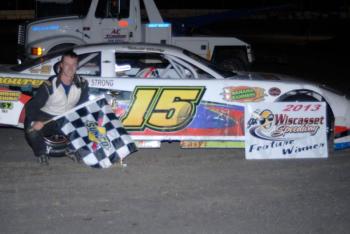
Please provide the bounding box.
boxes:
[28,15,80,26]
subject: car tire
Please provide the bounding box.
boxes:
[43,134,69,157]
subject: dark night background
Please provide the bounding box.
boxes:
[0,0,349,91]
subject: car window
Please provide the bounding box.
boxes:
[165,55,216,79]
[114,52,199,79]
[77,52,101,76]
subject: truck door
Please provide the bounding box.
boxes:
[92,0,131,43]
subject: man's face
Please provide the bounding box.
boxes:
[60,56,78,80]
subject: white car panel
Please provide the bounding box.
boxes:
[1,43,350,149]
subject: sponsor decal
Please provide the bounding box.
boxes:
[90,79,114,88]
[0,91,20,101]
[247,108,324,141]
[0,77,43,87]
[104,29,127,41]
[127,46,164,53]
[122,86,205,131]
[0,102,13,110]
[245,102,328,159]
[223,86,266,102]
[268,87,281,96]
[86,120,111,151]
[180,141,245,148]
[0,91,31,125]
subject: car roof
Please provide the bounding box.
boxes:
[73,43,184,55]
[11,43,195,74]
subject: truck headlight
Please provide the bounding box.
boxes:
[31,47,43,56]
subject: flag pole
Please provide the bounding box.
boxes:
[27,118,54,133]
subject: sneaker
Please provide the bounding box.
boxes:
[65,150,81,163]
[38,155,49,165]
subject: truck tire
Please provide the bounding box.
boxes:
[48,43,76,54]
[220,58,246,72]
[211,47,249,72]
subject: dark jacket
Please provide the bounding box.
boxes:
[24,74,89,127]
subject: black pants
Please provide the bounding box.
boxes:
[24,119,61,157]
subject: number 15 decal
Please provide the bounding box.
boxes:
[122,87,205,131]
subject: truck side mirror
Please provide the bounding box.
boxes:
[118,1,121,18]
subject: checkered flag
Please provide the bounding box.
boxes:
[53,95,137,168]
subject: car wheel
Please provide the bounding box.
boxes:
[43,134,69,157]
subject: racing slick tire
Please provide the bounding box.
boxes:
[43,134,69,157]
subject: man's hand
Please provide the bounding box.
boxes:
[32,121,45,131]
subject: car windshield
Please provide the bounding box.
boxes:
[11,50,69,72]
[183,50,236,77]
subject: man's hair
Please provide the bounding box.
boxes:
[60,50,78,62]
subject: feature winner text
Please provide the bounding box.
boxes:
[248,140,326,155]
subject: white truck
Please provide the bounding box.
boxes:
[17,0,253,70]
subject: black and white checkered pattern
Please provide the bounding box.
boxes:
[54,96,137,168]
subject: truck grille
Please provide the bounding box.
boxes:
[17,24,27,61]
[17,24,26,45]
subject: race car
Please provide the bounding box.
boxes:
[1,43,349,149]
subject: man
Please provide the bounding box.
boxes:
[24,50,89,164]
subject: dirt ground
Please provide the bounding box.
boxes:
[1,128,350,234]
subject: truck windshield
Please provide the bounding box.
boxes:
[73,0,93,16]
[183,50,236,78]
[96,0,130,18]
[37,0,92,18]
